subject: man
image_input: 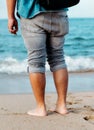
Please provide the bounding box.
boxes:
[6,0,69,116]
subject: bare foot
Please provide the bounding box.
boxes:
[55,104,69,115]
[27,107,47,117]
[49,105,68,115]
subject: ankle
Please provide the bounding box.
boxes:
[56,101,66,108]
[37,103,46,109]
[57,99,66,104]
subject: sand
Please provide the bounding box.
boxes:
[0,92,94,130]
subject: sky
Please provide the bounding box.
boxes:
[0,0,94,19]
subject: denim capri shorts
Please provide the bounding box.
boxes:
[20,11,69,73]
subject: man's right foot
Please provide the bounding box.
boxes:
[49,104,69,115]
[55,104,69,115]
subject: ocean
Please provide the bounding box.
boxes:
[0,18,94,94]
[0,18,94,74]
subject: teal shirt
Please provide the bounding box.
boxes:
[17,0,68,18]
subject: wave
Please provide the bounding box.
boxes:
[0,57,27,74]
[0,56,94,74]
[65,56,94,72]
[0,34,22,37]
[68,37,94,41]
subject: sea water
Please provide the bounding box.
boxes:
[0,18,94,93]
[0,18,94,74]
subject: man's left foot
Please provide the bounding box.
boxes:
[27,107,47,117]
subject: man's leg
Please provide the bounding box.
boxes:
[46,11,69,114]
[27,72,47,116]
[20,14,48,116]
[53,68,68,114]
[20,17,47,116]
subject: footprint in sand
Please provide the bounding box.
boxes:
[84,105,94,112]
[67,99,82,105]
[83,115,94,124]
[83,105,94,124]
[1,107,8,111]
[68,107,81,114]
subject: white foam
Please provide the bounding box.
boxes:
[0,56,94,74]
[0,57,27,74]
[66,56,94,72]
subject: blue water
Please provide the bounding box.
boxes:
[0,18,94,74]
[0,20,26,60]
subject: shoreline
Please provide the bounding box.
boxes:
[0,71,94,94]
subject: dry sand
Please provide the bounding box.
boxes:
[0,92,94,130]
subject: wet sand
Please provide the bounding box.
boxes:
[0,72,94,94]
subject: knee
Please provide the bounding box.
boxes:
[47,53,67,72]
[27,60,45,73]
